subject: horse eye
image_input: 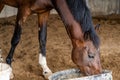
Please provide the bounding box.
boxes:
[83,46,88,50]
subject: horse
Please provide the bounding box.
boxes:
[0,0,102,79]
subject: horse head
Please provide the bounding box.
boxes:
[71,29,102,76]
[71,40,102,75]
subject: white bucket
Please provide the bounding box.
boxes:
[0,63,12,80]
[49,69,112,80]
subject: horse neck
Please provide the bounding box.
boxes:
[66,0,100,49]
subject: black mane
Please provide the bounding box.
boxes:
[66,0,100,48]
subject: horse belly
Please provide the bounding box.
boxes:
[30,0,53,13]
[3,0,18,7]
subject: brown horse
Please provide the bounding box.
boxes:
[0,0,102,79]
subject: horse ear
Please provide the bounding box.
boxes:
[95,24,101,31]
[84,31,90,40]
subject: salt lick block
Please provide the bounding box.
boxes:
[0,63,13,80]
[48,69,112,80]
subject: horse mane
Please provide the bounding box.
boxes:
[66,0,100,48]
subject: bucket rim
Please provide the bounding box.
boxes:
[48,68,112,80]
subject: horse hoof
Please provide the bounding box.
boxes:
[43,71,52,79]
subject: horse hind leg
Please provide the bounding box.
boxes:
[38,12,52,79]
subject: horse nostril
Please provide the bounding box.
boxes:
[88,54,94,58]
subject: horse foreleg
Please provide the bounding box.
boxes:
[6,19,22,65]
[38,11,52,79]
[5,12,22,80]
[6,7,31,65]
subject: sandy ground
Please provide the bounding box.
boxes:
[0,14,120,80]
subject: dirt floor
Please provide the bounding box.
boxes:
[0,14,120,80]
